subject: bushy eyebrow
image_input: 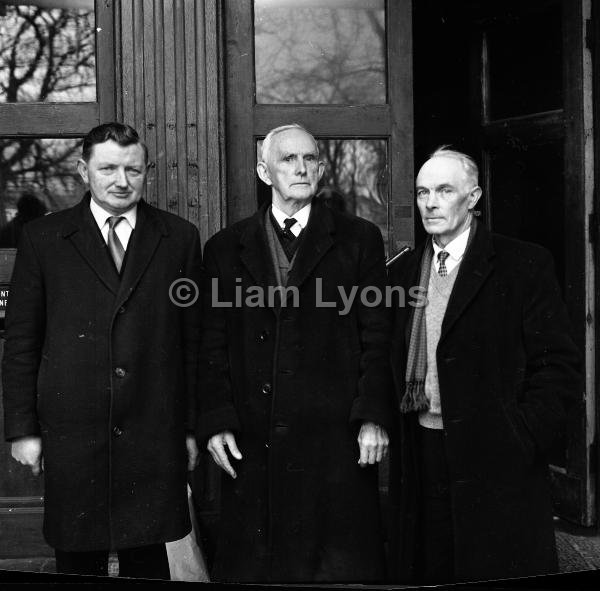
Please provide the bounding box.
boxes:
[416,183,456,191]
[279,150,318,159]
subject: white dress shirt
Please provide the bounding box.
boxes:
[271,202,311,237]
[90,198,137,250]
[432,225,471,275]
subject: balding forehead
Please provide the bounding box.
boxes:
[274,128,317,148]
[270,129,319,158]
[419,156,471,183]
[427,154,478,183]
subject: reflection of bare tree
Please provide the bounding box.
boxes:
[317,140,388,244]
[255,5,385,104]
[0,5,94,221]
[0,5,95,102]
[255,3,389,247]
[1,138,83,220]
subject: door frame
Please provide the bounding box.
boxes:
[223,0,415,252]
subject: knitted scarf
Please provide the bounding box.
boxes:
[400,221,478,413]
[399,238,434,413]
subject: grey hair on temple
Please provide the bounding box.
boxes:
[429,146,479,186]
[260,123,318,163]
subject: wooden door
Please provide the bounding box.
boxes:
[224,0,414,255]
[469,0,595,526]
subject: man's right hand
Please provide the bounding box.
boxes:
[11,436,43,476]
[207,431,242,479]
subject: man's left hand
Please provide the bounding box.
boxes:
[357,422,389,467]
[186,434,199,471]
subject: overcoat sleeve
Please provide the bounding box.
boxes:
[182,225,203,433]
[517,247,581,454]
[2,225,45,440]
[348,222,394,434]
[196,237,241,443]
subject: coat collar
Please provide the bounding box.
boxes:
[239,199,336,305]
[61,194,167,306]
[401,220,495,346]
[440,219,495,343]
[286,199,335,292]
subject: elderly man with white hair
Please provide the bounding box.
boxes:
[198,124,394,583]
[388,147,580,584]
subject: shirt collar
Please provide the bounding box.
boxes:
[432,224,471,262]
[90,197,137,230]
[271,202,311,230]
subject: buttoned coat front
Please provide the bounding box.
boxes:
[387,222,581,583]
[2,195,202,552]
[198,201,394,583]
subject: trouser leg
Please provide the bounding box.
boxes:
[55,549,109,577]
[117,543,170,580]
[416,426,454,585]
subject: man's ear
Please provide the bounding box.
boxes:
[317,160,325,182]
[256,161,272,186]
[76,159,89,184]
[468,186,482,210]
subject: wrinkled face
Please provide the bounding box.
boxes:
[257,128,325,211]
[415,156,481,247]
[77,140,147,215]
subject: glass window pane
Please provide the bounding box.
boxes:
[254,0,386,105]
[0,1,96,103]
[0,137,84,247]
[256,137,389,253]
[487,5,562,120]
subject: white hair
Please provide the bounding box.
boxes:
[429,146,479,186]
[260,123,318,163]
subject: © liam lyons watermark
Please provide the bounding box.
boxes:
[169,278,200,307]
[169,277,427,315]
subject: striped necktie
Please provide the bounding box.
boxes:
[107,216,126,273]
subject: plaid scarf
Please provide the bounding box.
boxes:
[399,238,434,413]
[400,221,478,413]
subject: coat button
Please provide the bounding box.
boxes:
[118,306,126,314]
[112,426,123,437]
[258,330,269,342]
[114,367,126,378]
[261,382,272,395]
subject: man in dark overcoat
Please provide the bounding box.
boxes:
[2,123,202,579]
[198,124,393,583]
[388,147,580,584]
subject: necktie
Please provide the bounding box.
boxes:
[437,250,449,277]
[107,216,126,273]
[282,217,297,240]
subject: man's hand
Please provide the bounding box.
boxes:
[357,422,389,467]
[11,436,43,476]
[186,434,199,471]
[207,431,242,479]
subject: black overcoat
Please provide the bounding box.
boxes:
[2,196,202,551]
[387,221,581,583]
[198,201,394,583]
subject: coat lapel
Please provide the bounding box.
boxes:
[239,204,278,293]
[286,200,335,294]
[440,220,495,343]
[61,195,120,295]
[114,200,167,311]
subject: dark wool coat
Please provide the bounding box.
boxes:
[198,201,394,583]
[2,196,202,552]
[387,221,581,583]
